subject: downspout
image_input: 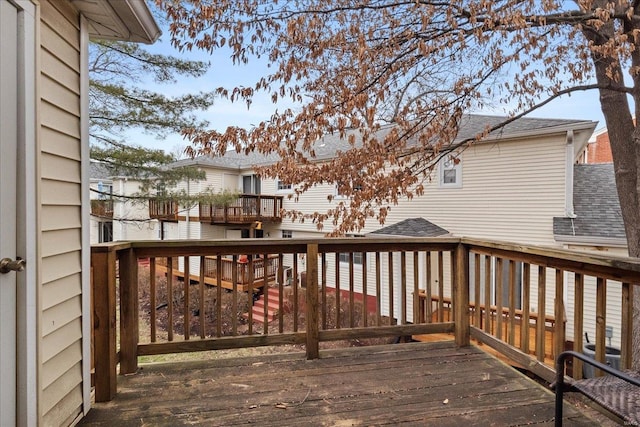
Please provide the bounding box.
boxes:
[564,130,575,314]
[185,179,190,238]
[565,130,577,219]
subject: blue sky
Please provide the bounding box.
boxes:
[134,29,607,154]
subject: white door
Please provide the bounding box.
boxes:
[1,1,20,424]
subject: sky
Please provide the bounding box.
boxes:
[132,21,608,154]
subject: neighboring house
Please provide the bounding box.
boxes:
[114,114,608,345]
[89,161,114,243]
[110,175,162,241]
[89,161,164,244]
[580,127,613,164]
[135,115,596,244]
[0,1,159,426]
[554,163,627,347]
[554,163,625,251]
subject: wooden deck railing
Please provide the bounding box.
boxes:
[199,194,283,224]
[90,199,114,218]
[154,255,280,291]
[90,238,640,402]
[148,198,179,221]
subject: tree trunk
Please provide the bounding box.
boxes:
[583,17,640,367]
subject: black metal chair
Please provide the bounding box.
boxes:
[554,350,640,426]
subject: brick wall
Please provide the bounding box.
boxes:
[586,131,613,163]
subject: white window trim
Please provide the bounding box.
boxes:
[439,155,462,188]
[281,230,293,238]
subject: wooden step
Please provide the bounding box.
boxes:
[246,287,283,324]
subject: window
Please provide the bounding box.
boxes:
[282,230,293,238]
[97,181,112,200]
[470,255,522,310]
[277,180,292,191]
[338,234,364,265]
[98,221,113,243]
[339,252,363,265]
[243,174,261,194]
[439,155,462,187]
[334,179,362,199]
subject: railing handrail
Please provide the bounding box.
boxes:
[463,237,640,283]
[91,237,640,277]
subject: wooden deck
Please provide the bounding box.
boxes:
[80,342,598,426]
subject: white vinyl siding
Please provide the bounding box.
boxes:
[40,1,84,425]
[276,134,567,244]
[372,135,566,244]
[111,178,158,241]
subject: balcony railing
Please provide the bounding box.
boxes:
[90,199,114,218]
[154,255,280,292]
[90,237,640,403]
[199,194,283,224]
[148,198,179,221]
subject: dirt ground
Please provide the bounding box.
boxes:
[135,266,394,363]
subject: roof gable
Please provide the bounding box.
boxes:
[369,218,450,238]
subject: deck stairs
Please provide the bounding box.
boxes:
[249,287,281,324]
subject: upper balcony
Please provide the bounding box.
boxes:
[90,199,114,218]
[199,194,283,225]
[148,198,179,221]
[86,237,640,424]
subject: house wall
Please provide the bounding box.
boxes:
[88,179,111,244]
[39,1,85,425]
[112,178,158,241]
[280,134,568,243]
[586,131,613,164]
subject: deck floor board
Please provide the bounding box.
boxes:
[80,342,598,426]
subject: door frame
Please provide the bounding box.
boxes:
[9,0,39,425]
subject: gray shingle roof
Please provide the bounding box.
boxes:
[90,161,114,180]
[177,114,595,170]
[369,218,449,238]
[553,164,625,242]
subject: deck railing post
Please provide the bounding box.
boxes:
[306,243,320,359]
[454,243,470,347]
[118,247,139,375]
[91,247,118,402]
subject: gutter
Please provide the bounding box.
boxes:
[554,234,628,248]
[121,0,161,43]
[565,130,577,218]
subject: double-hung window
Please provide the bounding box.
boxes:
[439,155,462,188]
[277,180,292,192]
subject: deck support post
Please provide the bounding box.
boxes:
[119,248,139,375]
[306,243,320,359]
[91,247,118,402]
[454,243,470,347]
